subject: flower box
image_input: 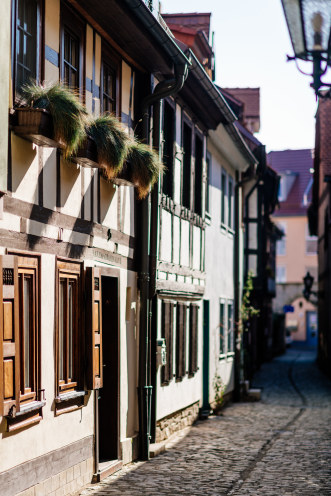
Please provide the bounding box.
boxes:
[72,137,100,168]
[13,108,63,148]
[110,162,134,187]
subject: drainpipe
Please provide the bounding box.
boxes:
[138,63,188,461]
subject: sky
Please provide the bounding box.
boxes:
[160,0,327,152]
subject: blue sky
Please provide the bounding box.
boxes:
[160,0,325,152]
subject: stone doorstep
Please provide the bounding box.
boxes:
[247,388,262,401]
[149,425,192,458]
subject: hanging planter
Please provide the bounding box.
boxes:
[14,83,87,157]
[72,136,99,168]
[111,141,164,199]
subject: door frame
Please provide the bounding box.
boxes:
[94,265,121,476]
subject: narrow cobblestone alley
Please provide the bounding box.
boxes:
[80,347,331,496]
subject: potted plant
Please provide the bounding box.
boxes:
[14,82,86,156]
[77,114,130,170]
[112,141,164,199]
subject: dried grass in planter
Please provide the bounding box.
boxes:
[87,115,130,176]
[125,141,164,199]
[21,82,87,157]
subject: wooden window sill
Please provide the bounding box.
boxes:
[7,414,42,432]
[219,353,226,360]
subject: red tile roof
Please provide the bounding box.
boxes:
[268,149,314,217]
[223,88,260,119]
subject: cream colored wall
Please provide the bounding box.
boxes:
[205,139,238,401]
[2,0,139,472]
[0,253,95,473]
[0,0,10,191]
[285,296,316,341]
[156,298,202,421]
[44,0,60,83]
[275,216,317,283]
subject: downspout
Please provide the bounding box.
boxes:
[138,62,188,461]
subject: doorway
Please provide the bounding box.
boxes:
[98,275,119,464]
[306,311,318,347]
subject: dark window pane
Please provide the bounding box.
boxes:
[16,0,38,92]
[194,135,203,216]
[220,303,225,354]
[221,172,226,224]
[59,280,65,381]
[182,123,192,209]
[23,277,31,389]
[68,281,74,380]
[163,102,175,198]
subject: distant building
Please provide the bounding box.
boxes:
[269,149,318,346]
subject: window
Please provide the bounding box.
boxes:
[227,302,234,354]
[13,0,41,96]
[161,300,174,385]
[276,222,286,255]
[221,171,227,225]
[276,266,286,283]
[60,4,84,91]
[182,122,192,209]
[101,46,120,115]
[101,60,116,114]
[306,225,318,255]
[219,301,225,355]
[205,153,211,215]
[176,303,187,380]
[188,304,198,375]
[0,254,43,431]
[194,135,203,216]
[56,259,83,397]
[228,177,233,229]
[162,101,175,198]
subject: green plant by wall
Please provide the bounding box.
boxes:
[212,373,225,411]
[239,270,260,334]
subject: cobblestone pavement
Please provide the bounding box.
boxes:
[81,348,331,495]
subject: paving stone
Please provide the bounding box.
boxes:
[80,348,331,496]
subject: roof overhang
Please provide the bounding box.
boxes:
[67,0,190,76]
[208,123,257,172]
[178,49,236,129]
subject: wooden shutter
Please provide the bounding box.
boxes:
[189,304,198,374]
[0,255,20,416]
[176,303,186,379]
[161,301,174,385]
[85,267,103,390]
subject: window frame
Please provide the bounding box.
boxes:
[162,99,176,199]
[205,151,211,218]
[228,176,234,230]
[4,251,43,431]
[60,2,85,94]
[221,169,227,226]
[219,299,226,357]
[175,302,187,381]
[181,116,193,210]
[227,301,234,355]
[194,131,204,217]
[55,258,83,399]
[100,43,121,116]
[11,0,43,102]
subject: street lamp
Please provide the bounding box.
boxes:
[303,271,315,300]
[281,0,331,96]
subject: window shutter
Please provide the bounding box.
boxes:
[161,301,174,385]
[189,304,198,374]
[85,267,103,390]
[0,255,20,416]
[176,303,186,379]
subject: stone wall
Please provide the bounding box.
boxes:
[155,402,199,443]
